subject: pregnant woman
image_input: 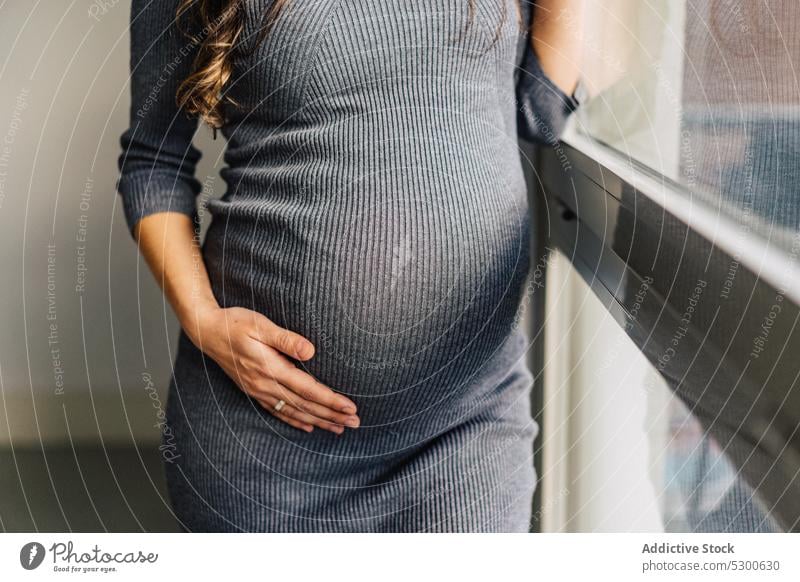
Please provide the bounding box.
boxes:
[118,0,582,532]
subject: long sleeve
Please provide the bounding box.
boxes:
[117,0,203,236]
[515,4,580,146]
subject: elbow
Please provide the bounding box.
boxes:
[116,128,202,237]
[516,98,577,147]
[515,48,580,147]
[118,127,201,181]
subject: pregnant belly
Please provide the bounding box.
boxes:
[202,180,531,426]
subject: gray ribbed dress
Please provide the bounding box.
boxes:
[118,0,577,532]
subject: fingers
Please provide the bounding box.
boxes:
[270,405,315,433]
[279,392,361,428]
[233,315,360,433]
[257,394,346,435]
[249,314,315,361]
[240,366,358,434]
[278,366,358,414]
[271,384,360,429]
[247,340,358,415]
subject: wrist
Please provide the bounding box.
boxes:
[176,296,221,344]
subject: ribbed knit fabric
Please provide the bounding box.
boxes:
[118,0,577,532]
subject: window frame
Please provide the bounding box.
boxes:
[527,132,800,532]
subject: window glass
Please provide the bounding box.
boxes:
[573,0,800,249]
[542,252,780,532]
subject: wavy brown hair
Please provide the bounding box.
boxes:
[176,0,521,131]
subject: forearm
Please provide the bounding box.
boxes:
[133,212,218,340]
[531,0,584,96]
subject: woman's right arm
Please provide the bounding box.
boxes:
[118,0,359,434]
[133,213,360,434]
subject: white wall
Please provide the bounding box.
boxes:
[542,252,670,532]
[0,1,224,445]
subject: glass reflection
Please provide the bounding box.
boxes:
[575,0,800,249]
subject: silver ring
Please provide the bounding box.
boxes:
[273,399,286,412]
